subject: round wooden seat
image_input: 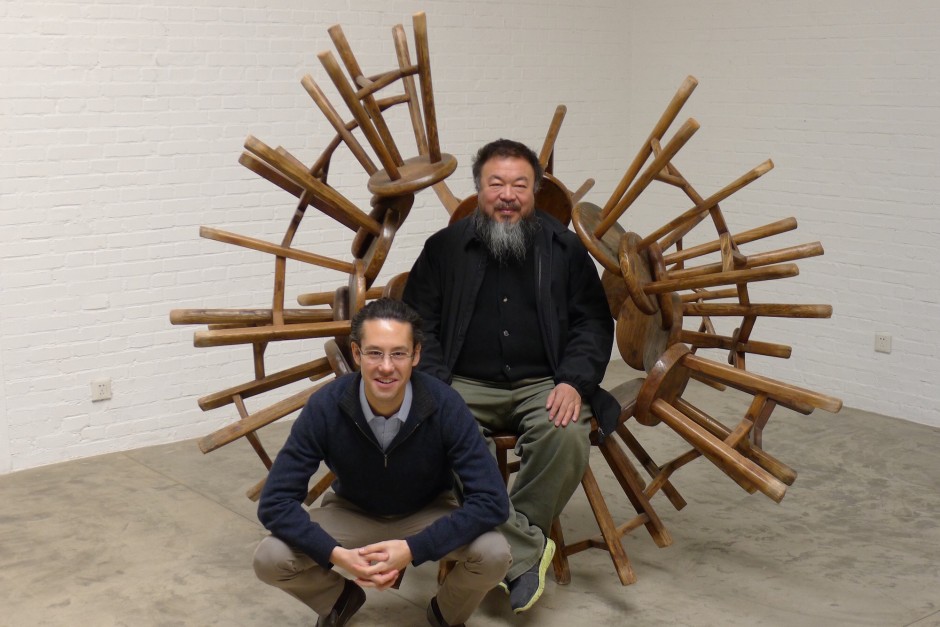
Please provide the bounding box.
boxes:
[355,205,405,286]
[616,291,681,373]
[571,202,624,274]
[535,174,573,226]
[619,231,658,315]
[601,268,628,318]
[368,153,458,197]
[635,344,692,427]
[351,194,412,259]
[447,194,479,224]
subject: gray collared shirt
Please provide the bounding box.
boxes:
[359,380,412,451]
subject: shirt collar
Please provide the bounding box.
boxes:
[358,378,412,424]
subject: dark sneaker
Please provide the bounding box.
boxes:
[426,596,465,627]
[316,579,366,627]
[508,538,555,614]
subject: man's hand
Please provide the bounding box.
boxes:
[330,541,413,591]
[355,540,412,590]
[330,546,385,584]
[546,382,582,427]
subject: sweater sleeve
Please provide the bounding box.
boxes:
[403,393,509,565]
[256,395,340,569]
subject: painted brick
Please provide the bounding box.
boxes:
[1,0,937,475]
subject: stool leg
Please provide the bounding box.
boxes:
[581,465,637,585]
[598,435,672,548]
[616,423,688,510]
[549,517,571,585]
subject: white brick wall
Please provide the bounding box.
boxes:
[1,0,937,474]
[624,1,940,429]
[0,0,630,474]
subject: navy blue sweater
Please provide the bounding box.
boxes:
[257,370,509,568]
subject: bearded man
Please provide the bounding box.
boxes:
[403,138,618,614]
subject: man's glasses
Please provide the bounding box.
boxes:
[359,350,413,364]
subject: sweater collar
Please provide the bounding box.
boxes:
[340,371,438,429]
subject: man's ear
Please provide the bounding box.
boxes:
[412,343,421,367]
[351,342,362,368]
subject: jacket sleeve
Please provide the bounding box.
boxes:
[256,396,339,569]
[553,239,615,398]
[403,242,453,384]
[403,394,510,565]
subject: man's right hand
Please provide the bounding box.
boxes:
[329,546,401,590]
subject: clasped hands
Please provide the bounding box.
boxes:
[330,540,412,591]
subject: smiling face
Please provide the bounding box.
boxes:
[477,156,537,225]
[351,318,421,417]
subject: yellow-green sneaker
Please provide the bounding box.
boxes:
[507,538,555,614]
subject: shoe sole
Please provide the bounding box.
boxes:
[512,538,556,614]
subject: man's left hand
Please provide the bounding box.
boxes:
[546,382,582,427]
[355,540,413,591]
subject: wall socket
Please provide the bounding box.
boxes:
[91,377,112,402]
[874,333,892,354]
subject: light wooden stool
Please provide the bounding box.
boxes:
[488,376,675,587]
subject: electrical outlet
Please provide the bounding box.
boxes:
[91,378,112,402]
[874,333,892,354]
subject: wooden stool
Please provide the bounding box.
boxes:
[306,12,456,199]
[489,377,675,586]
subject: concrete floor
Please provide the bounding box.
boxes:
[3,361,940,626]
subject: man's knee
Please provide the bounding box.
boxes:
[465,531,512,581]
[253,536,303,584]
[524,416,591,452]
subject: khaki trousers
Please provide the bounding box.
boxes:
[253,491,511,625]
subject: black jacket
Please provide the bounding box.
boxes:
[257,371,510,569]
[403,210,620,436]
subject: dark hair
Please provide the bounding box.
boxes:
[471,138,543,193]
[349,297,424,348]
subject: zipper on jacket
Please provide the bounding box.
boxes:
[351,418,386,458]
[384,421,422,465]
[351,412,424,469]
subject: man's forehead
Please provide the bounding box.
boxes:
[482,156,535,178]
[359,318,414,344]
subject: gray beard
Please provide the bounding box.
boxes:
[472,208,540,265]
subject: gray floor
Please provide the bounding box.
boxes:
[3,361,939,626]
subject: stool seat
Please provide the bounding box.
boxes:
[368,153,457,197]
[571,202,625,274]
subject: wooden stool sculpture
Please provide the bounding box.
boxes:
[170,12,452,496]
[573,75,843,504]
[169,12,842,586]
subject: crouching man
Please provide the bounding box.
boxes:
[253,298,511,627]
